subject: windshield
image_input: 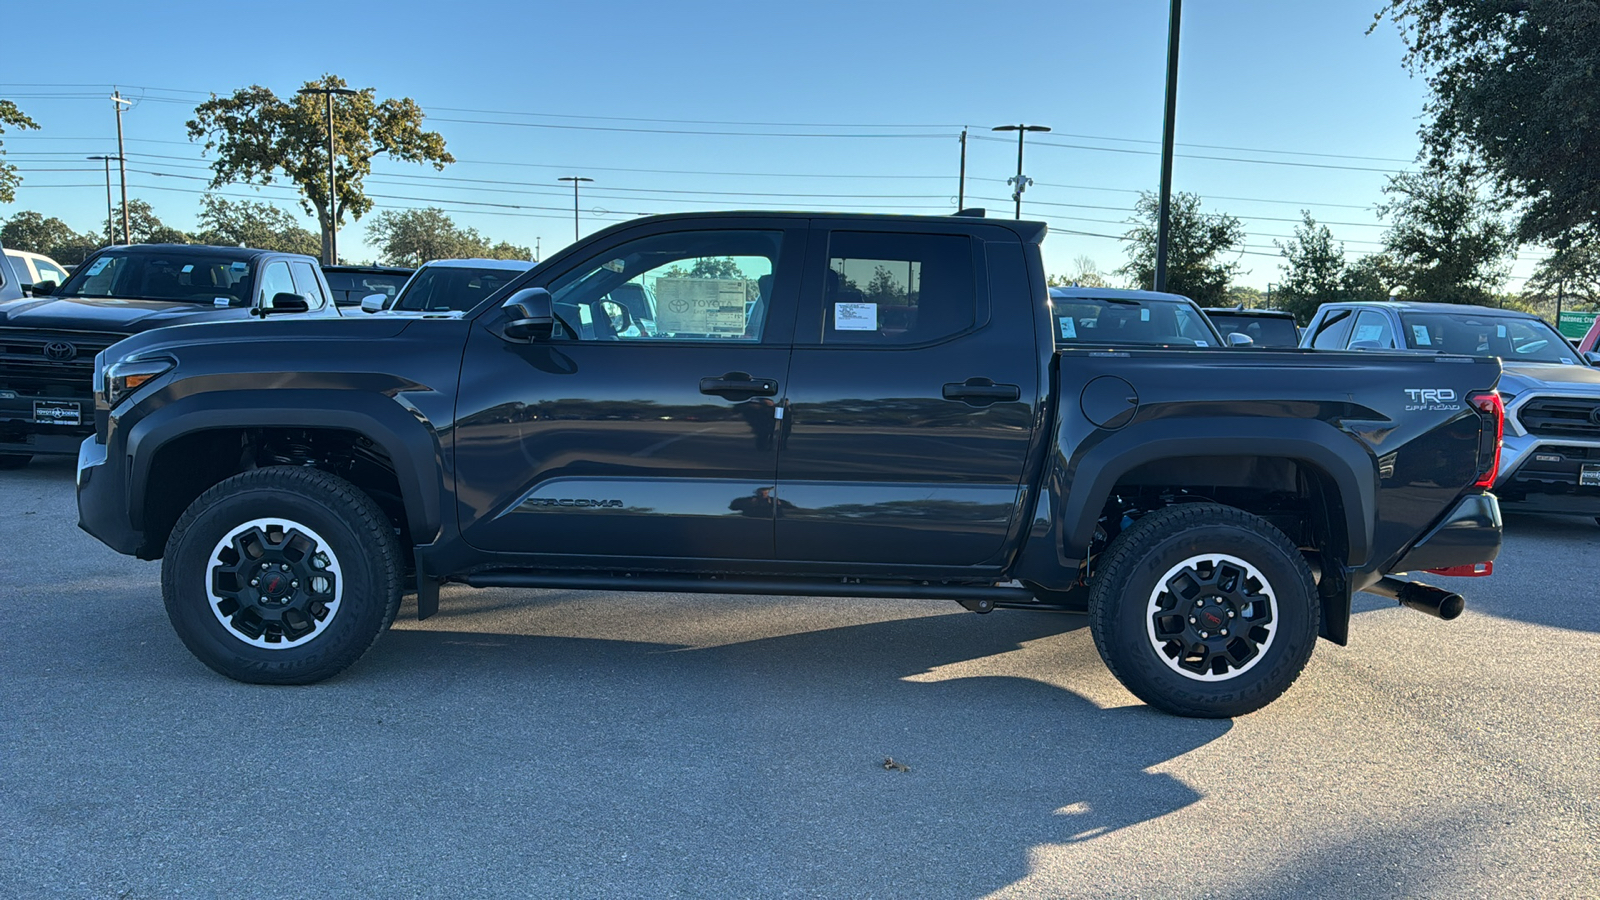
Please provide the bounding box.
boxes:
[392,265,524,312]
[1051,297,1218,348]
[55,249,255,305]
[1399,312,1579,364]
[1209,313,1299,348]
[326,270,411,307]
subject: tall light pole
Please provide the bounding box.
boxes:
[992,123,1051,219]
[558,176,593,241]
[298,86,358,264]
[957,128,968,210]
[111,92,132,244]
[1154,0,1183,292]
[86,155,122,245]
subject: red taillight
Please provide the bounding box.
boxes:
[1425,561,1494,577]
[1467,391,1503,490]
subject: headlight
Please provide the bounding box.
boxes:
[100,355,176,409]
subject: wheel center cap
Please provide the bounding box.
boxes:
[259,570,291,601]
[1198,607,1226,630]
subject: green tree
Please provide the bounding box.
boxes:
[1224,285,1265,308]
[365,207,531,266]
[1376,1,1600,246]
[1340,255,1395,303]
[1,211,98,264]
[1119,191,1245,306]
[194,194,321,255]
[0,99,40,203]
[106,200,192,245]
[1274,212,1350,323]
[1376,167,1514,305]
[1524,243,1600,310]
[665,257,744,279]
[187,75,454,264]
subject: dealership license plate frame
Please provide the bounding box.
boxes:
[33,400,82,426]
[1581,464,1600,488]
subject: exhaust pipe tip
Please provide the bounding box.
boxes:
[1367,576,1467,621]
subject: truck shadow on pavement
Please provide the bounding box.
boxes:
[352,604,1231,897]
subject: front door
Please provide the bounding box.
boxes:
[455,220,805,564]
[774,224,1041,569]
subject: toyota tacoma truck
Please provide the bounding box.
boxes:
[0,242,341,468]
[75,211,1505,717]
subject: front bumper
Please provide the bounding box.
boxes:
[1,392,95,456]
[1495,435,1600,515]
[77,436,144,556]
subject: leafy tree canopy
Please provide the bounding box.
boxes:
[1376,0,1600,246]
[1376,167,1514,305]
[364,207,531,267]
[1275,212,1350,324]
[194,195,321,256]
[1047,255,1111,288]
[105,200,191,246]
[1,210,100,265]
[187,75,453,263]
[1119,191,1245,306]
[0,99,40,203]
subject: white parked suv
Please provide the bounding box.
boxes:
[3,249,71,293]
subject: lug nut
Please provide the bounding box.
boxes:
[250,579,259,587]
[291,581,298,589]
[1189,617,1197,624]
[1227,610,1235,618]
[280,563,291,572]
[1200,631,1209,638]
[1221,629,1229,636]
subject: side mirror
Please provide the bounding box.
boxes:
[1226,332,1254,347]
[260,291,310,316]
[1585,351,1600,366]
[501,287,554,340]
[360,293,388,313]
[1347,340,1383,351]
[30,280,56,296]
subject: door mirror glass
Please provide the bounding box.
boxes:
[502,287,554,340]
[30,280,55,296]
[360,293,388,313]
[1225,331,1253,347]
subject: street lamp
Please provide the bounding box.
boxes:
[86,155,123,245]
[558,176,593,241]
[991,124,1051,219]
[297,86,359,264]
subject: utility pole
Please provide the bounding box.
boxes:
[297,86,358,264]
[992,123,1051,219]
[86,155,122,245]
[535,236,541,261]
[111,92,132,244]
[558,176,593,241]
[957,128,968,210]
[1154,0,1183,292]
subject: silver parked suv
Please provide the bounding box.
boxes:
[1304,301,1600,524]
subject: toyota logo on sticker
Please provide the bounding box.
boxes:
[43,341,78,362]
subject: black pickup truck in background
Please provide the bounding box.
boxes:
[0,243,341,467]
[75,211,1505,717]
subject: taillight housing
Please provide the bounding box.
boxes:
[1467,390,1503,490]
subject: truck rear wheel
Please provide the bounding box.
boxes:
[1088,503,1318,718]
[161,467,403,684]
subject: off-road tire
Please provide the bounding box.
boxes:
[162,466,403,684]
[1088,503,1318,718]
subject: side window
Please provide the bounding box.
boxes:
[1350,310,1396,348]
[36,260,69,284]
[5,253,33,283]
[1310,309,1354,349]
[257,262,297,308]
[822,231,975,345]
[289,261,328,309]
[547,229,783,342]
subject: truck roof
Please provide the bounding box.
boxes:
[601,210,1049,244]
[1323,300,1539,319]
[1050,286,1196,303]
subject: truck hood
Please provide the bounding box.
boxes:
[1500,361,1600,397]
[0,294,239,333]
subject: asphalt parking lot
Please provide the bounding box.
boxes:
[2,455,1596,899]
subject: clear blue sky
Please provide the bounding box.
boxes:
[0,0,1547,290]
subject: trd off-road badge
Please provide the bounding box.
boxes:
[1403,388,1461,412]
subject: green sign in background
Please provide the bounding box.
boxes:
[1558,310,1599,339]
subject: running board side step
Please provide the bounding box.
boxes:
[455,572,1066,611]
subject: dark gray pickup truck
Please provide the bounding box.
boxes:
[75,211,1504,717]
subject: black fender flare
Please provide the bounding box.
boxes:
[1056,416,1375,568]
[124,388,444,544]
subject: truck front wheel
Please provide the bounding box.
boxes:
[1088,503,1318,718]
[161,467,403,684]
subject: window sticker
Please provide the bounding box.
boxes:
[1412,325,1431,346]
[1140,308,1150,321]
[1059,317,1077,339]
[602,258,626,273]
[231,261,249,272]
[1561,357,1574,364]
[86,258,111,276]
[654,277,750,334]
[833,302,878,331]
[1195,340,1209,346]
[214,297,230,307]
[1496,324,1507,338]
[1352,324,1385,343]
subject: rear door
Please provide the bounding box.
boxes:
[773,222,1040,569]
